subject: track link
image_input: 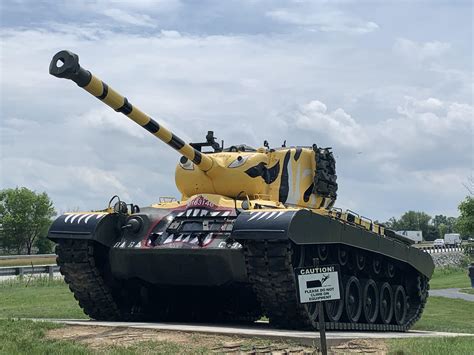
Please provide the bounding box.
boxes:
[244,240,428,331]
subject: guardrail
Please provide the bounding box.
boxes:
[0,264,60,279]
[0,254,55,260]
[418,246,463,254]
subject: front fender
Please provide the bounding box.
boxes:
[48,212,121,247]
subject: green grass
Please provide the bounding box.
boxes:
[0,257,56,267]
[0,319,90,355]
[430,267,471,289]
[413,297,474,334]
[459,288,474,295]
[388,336,474,355]
[0,277,87,319]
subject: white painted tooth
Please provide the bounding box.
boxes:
[64,214,75,223]
[182,235,190,243]
[274,211,286,219]
[77,214,88,223]
[193,209,200,216]
[248,212,262,221]
[222,211,231,216]
[84,214,94,223]
[210,211,220,216]
[186,209,193,216]
[203,234,213,245]
[177,211,184,217]
[70,214,81,223]
[257,212,270,220]
[175,234,183,242]
[189,237,198,244]
[200,210,209,216]
[96,214,102,219]
[266,211,278,219]
[164,235,174,244]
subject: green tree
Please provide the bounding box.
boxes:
[432,214,457,235]
[456,196,474,238]
[0,188,56,254]
[385,211,435,240]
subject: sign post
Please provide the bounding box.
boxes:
[294,260,341,355]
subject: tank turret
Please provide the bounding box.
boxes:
[50,50,338,209]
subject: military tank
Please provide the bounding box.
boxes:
[48,50,434,331]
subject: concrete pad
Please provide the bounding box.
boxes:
[31,319,474,347]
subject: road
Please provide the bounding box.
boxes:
[430,288,474,302]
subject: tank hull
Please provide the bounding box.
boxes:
[48,194,433,330]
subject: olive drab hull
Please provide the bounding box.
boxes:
[48,50,434,330]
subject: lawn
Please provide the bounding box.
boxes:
[388,336,474,355]
[0,277,87,319]
[0,256,57,267]
[429,266,471,289]
[412,297,474,334]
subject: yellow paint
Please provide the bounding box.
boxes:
[102,86,124,110]
[127,106,151,126]
[83,75,103,96]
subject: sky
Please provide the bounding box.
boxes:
[0,0,472,221]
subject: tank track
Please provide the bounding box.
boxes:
[56,239,122,320]
[56,239,262,322]
[243,240,428,331]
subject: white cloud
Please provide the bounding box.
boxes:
[267,8,379,34]
[102,8,156,28]
[393,38,451,63]
[290,100,366,148]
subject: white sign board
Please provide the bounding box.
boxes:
[295,265,341,303]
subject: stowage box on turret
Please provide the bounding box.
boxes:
[48,50,434,331]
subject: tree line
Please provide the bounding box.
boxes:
[382,197,473,241]
[0,187,473,255]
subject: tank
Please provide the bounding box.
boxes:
[48,50,434,331]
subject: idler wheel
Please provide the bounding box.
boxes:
[362,279,379,323]
[379,282,394,324]
[372,257,382,275]
[318,245,329,262]
[386,262,396,278]
[338,247,349,266]
[355,252,366,271]
[325,281,344,322]
[344,276,362,323]
[394,285,407,325]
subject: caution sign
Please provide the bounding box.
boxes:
[295,265,341,303]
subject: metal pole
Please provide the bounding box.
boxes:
[48,265,54,281]
[313,258,327,355]
[318,301,327,355]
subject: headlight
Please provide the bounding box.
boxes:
[228,155,249,168]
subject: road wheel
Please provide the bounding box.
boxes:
[379,282,393,324]
[344,276,362,323]
[362,279,379,323]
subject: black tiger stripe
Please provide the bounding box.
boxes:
[143,119,160,134]
[116,97,133,115]
[294,147,302,161]
[168,134,185,150]
[96,82,108,99]
[278,150,291,203]
[192,151,202,165]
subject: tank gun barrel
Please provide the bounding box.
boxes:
[49,50,213,172]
